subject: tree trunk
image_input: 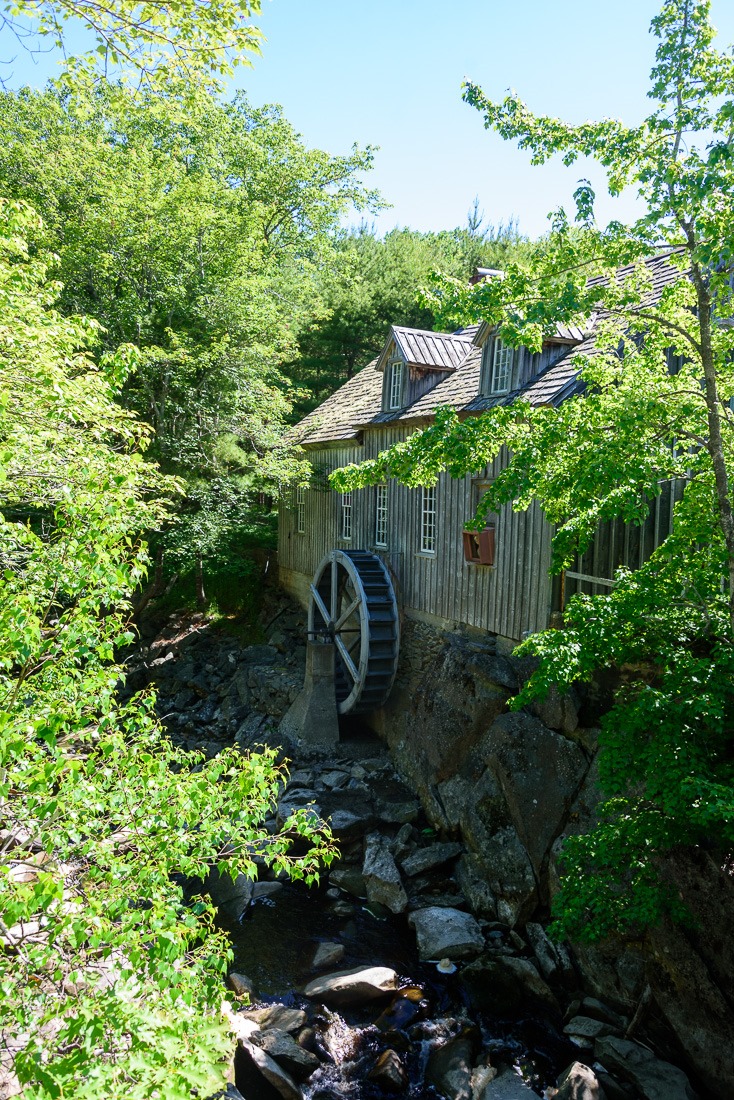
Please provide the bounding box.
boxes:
[132,547,165,617]
[195,554,206,609]
[692,261,734,634]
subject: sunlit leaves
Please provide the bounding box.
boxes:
[0,202,336,1096]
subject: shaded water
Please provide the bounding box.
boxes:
[225,883,577,1099]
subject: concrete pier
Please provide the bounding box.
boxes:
[279,639,340,748]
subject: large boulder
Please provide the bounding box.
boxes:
[362,833,408,914]
[408,906,484,960]
[460,955,559,1016]
[594,1036,696,1100]
[554,1061,606,1100]
[425,1028,478,1100]
[475,712,589,879]
[302,965,398,1006]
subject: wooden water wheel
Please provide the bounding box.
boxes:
[308,549,400,715]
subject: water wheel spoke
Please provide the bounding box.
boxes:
[335,595,361,631]
[334,634,359,683]
[330,559,339,620]
[310,584,332,628]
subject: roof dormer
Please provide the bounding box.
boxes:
[476,322,585,399]
[376,326,473,414]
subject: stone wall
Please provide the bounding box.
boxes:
[368,617,734,1100]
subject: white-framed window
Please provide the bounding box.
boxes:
[375,484,388,547]
[296,485,305,534]
[341,491,353,540]
[386,358,404,410]
[420,484,437,554]
[490,338,514,394]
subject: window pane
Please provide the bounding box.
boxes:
[421,485,436,553]
[491,339,513,393]
[388,361,403,409]
[375,484,388,547]
[341,491,352,540]
[296,485,305,533]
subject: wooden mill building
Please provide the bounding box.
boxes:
[278,255,683,645]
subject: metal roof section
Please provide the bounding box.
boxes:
[376,325,474,374]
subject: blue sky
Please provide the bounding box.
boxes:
[7,0,734,239]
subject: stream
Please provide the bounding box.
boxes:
[222,868,578,1099]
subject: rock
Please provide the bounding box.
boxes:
[472,711,589,879]
[204,867,253,919]
[555,1060,606,1099]
[400,842,462,877]
[391,822,414,862]
[526,684,579,734]
[240,1005,307,1033]
[237,1038,302,1100]
[525,922,563,983]
[240,644,279,666]
[227,971,254,999]
[375,795,421,824]
[368,1049,408,1092]
[362,834,408,914]
[408,906,484,961]
[425,1028,477,1100]
[564,1016,619,1044]
[235,713,267,747]
[594,1036,696,1100]
[311,941,346,970]
[454,854,497,918]
[302,965,398,1006]
[328,808,375,838]
[251,880,284,900]
[460,955,559,1016]
[478,1069,537,1097]
[577,999,626,1030]
[254,1030,320,1082]
[329,866,367,898]
[471,1063,498,1098]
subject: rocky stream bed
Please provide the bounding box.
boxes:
[126,596,702,1100]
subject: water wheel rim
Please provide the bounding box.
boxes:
[308,549,399,715]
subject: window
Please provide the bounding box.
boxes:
[296,485,305,534]
[341,491,352,540]
[490,338,514,394]
[420,485,437,554]
[386,358,404,410]
[375,484,388,547]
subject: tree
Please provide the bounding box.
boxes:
[0,84,377,597]
[1,0,263,92]
[333,0,734,941]
[289,216,526,416]
[0,198,336,1097]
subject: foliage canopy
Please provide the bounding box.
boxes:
[0,199,336,1096]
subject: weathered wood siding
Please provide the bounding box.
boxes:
[278,426,554,640]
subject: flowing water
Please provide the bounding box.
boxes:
[225,882,577,1099]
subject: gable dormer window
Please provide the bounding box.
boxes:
[386,357,404,411]
[490,338,514,394]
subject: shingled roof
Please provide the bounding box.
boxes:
[293,252,687,446]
